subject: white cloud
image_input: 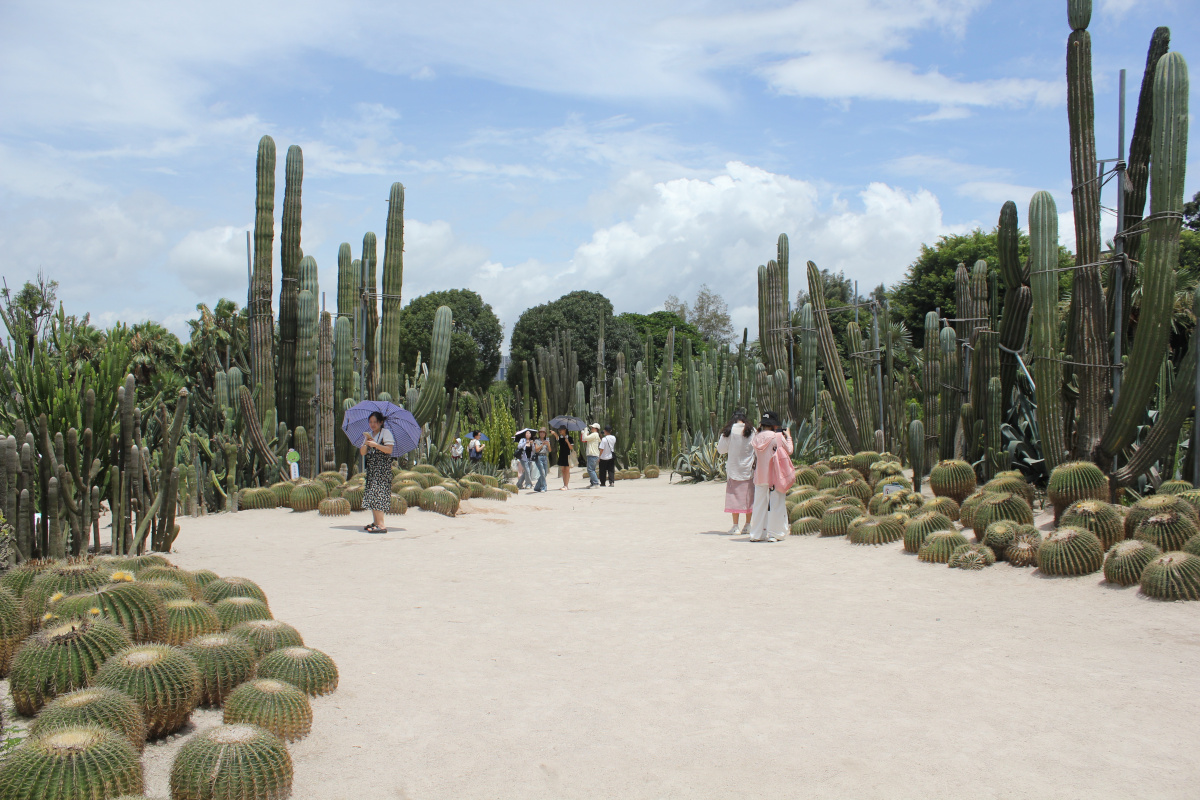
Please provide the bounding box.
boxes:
[392,162,963,341]
[167,225,252,298]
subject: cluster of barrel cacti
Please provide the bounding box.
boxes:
[775,449,1200,600]
[0,553,337,798]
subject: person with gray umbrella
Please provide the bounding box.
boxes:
[359,412,395,533]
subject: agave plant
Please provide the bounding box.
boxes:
[671,435,726,483]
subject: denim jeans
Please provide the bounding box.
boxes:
[516,459,532,489]
[534,455,549,492]
[586,455,599,486]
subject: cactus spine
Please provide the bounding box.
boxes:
[1029,190,1066,472]
[379,183,405,399]
[1098,52,1188,467]
[249,136,276,427]
[277,144,304,427]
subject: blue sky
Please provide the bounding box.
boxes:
[0,0,1196,345]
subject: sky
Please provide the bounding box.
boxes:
[0,0,1196,347]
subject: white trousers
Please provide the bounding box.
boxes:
[747,484,788,541]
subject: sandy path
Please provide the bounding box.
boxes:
[122,478,1200,799]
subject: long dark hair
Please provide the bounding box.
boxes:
[720,410,753,439]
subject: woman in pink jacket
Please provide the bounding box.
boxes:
[747,411,792,542]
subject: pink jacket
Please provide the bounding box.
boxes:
[752,430,792,486]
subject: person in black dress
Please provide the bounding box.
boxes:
[553,425,574,490]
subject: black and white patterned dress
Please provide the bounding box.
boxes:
[362,428,394,512]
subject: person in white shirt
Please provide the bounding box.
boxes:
[582,423,601,488]
[715,410,755,534]
[450,438,464,461]
[598,425,617,486]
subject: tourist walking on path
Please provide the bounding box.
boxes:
[553,426,575,490]
[468,431,485,464]
[582,423,601,488]
[533,429,551,492]
[747,411,792,542]
[716,410,755,534]
[516,430,537,489]
[598,425,616,486]
[359,412,395,534]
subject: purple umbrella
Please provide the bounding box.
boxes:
[341,400,421,454]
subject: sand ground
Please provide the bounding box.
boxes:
[10,476,1200,799]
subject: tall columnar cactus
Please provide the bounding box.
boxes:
[407,306,453,427]
[1029,190,1067,472]
[921,311,941,467]
[847,322,875,439]
[336,243,357,333]
[379,183,405,399]
[295,289,318,436]
[362,231,379,396]
[937,326,959,460]
[797,303,817,420]
[808,261,860,451]
[334,316,354,472]
[277,144,304,427]
[757,259,789,378]
[249,135,276,428]
[908,419,925,490]
[1123,28,1172,269]
[985,377,1003,478]
[1098,52,1188,467]
[995,201,1031,417]
[1115,286,1200,485]
[318,311,336,472]
[1065,0,1108,459]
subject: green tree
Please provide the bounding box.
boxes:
[1183,189,1199,231]
[397,289,502,394]
[508,291,642,393]
[0,272,58,356]
[888,228,1074,347]
[615,310,705,370]
[663,285,734,346]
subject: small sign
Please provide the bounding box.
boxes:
[289,462,300,480]
[881,483,905,496]
[286,449,301,464]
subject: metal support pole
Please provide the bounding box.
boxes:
[1113,69,1127,478]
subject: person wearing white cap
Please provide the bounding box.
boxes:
[582,423,601,488]
[450,438,463,462]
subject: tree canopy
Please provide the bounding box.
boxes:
[396,289,502,393]
[508,290,643,394]
[615,310,706,369]
[663,284,734,346]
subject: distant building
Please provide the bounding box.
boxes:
[496,354,511,382]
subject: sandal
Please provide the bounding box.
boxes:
[365,524,388,534]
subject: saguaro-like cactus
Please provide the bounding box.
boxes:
[1030,190,1066,472]
[796,303,817,420]
[249,135,276,427]
[1099,52,1188,468]
[379,183,405,399]
[277,144,304,427]
[922,311,940,467]
[938,326,959,461]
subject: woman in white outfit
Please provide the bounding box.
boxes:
[747,411,792,542]
[716,410,755,534]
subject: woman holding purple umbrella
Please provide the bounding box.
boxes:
[359,411,395,533]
